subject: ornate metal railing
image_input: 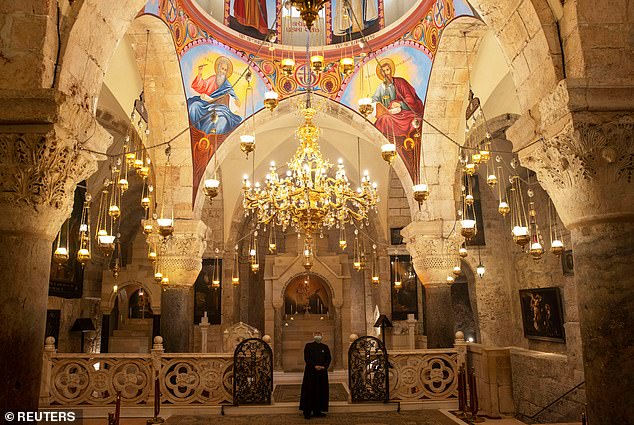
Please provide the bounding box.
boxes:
[39,336,233,406]
[388,349,461,402]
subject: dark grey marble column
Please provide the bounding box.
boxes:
[0,234,50,413]
[572,221,634,424]
[424,283,455,348]
[274,306,283,370]
[333,306,343,369]
[160,286,192,353]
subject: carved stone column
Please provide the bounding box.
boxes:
[158,221,206,353]
[0,119,102,412]
[402,221,461,348]
[509,86,634,424]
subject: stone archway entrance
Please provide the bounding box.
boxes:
[281,274,335,372]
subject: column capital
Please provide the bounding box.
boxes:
[401,220,462,285]
[519,114,634,227]
[0,130,97,237]
[0,89,112,238]
[507,81,634,227]
[158,220,207,288]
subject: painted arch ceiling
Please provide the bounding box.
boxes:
[141,0,476,200]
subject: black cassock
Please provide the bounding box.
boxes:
[299,341,331,414]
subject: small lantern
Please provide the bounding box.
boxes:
[157,218,174,238]
[203,178,220,199]
[108,205,120,219]
[240,135,256,158]
[118,178,129,193]
[476,262,485,278]
[413,183,430,205]
[310,55,324,73]
[53,247,69,265]
[460,219,477,240]
[498,201,510,216]
[263,91,279,111]
[281,58,295,76]
[143,223,154,235]
[550,239,565,256]
[340,57,354,76]
[512,226,530,247]
[358,97,373,117]
[77,248,91,265]
[381,143,397,165]
[465,163,477,176]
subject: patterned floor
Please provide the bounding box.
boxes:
[273,383,350,402]
[163,411,458,425]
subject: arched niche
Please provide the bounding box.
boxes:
[283,273,332,316]
[269,253,347,311]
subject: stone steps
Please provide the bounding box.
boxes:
[108,319,153,353]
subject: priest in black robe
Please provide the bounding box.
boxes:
[299,331,331,419]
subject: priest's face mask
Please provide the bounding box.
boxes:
[313,332,323,343]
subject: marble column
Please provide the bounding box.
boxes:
[402,221,461,349]
[273,306,283,370]
[512,97,634,425]
[160,287,192,352]
[423,283,455,348]
[155,221,206,353]
[0,119,102,412]
[333,305,343,369]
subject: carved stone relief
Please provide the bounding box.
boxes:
[0,133,93,212]
[522,115,634,225]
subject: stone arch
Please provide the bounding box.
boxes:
[57,0,147,106]
[466,0,563,111]
[193,94,419,223]
[420,16,488,223]
[124,15,194,219]
[281,272,334,315]
[458,257,482,342]
[273,257,345,309]
[104,280,160,314]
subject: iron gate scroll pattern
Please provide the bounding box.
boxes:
[348,336,388,402]
[232,338,273,405]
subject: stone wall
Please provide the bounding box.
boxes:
[467,159,585,419]
[510,348,585,423]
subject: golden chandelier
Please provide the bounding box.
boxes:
[242,107,379,238]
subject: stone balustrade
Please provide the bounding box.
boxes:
[388,348,461,402]
[39,336,233,407]
[39,333,466,408]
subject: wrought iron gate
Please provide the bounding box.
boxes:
[348,336,388,402]
[232,338,273,405]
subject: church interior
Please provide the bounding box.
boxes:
[0,0,632,424]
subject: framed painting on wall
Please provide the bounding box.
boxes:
[519,287,566,343]
[561,249,574,276]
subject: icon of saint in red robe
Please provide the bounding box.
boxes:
[371,58,424,138]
